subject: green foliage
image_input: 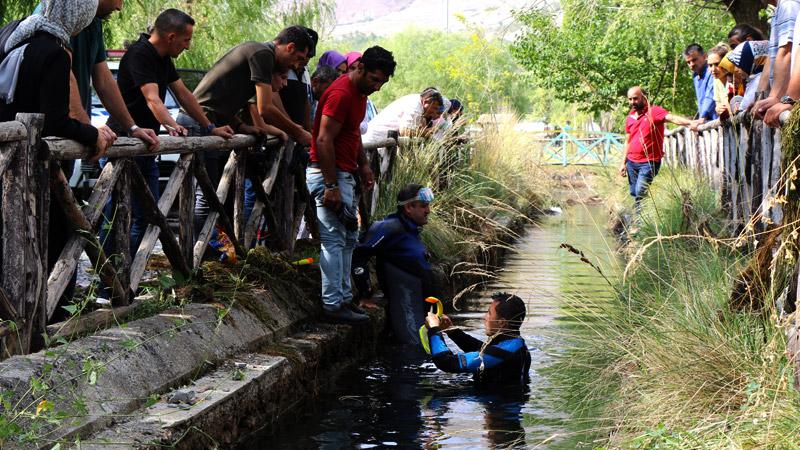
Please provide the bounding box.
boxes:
[0,0,36,24]
[512,1,735,122]
[557,168,800,448]
[322,26,533,115]
[104,0,333,70]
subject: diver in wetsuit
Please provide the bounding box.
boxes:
[425,292,531,386]
[352,183,442,345]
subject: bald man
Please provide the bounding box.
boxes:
[620,87,699,215]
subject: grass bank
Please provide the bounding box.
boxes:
[559,167,800,449]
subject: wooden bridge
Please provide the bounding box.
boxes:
[0,113,399,357]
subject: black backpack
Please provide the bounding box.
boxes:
[0,19,25,63]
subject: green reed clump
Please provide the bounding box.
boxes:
[374,114,552,268]
[556,166,800,449]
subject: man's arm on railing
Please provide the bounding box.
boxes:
[169,79,234,138]
[665,113,702,130]
[264,90,312,146]
[755,44,792,118]
[247,103,288,140]
[93,62,159,150]
[764,49,800,127]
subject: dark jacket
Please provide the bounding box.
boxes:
[0,31,97,144]
[352,212,440,299]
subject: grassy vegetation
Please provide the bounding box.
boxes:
[557,167,800,448]
[372,114,552,297]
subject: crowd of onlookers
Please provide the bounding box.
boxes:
[684,0,800,129]
[0,0,468,321]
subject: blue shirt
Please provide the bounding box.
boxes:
[693,64,717,121]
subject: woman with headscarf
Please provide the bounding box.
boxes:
[344,51,379,134]
[0,0,116,319]
[316,50,347,75]
[0,0,116,151]
[722,40,769,112]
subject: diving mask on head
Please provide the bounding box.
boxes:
[397,187,434,206]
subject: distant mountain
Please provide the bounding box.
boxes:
[331,0,550,39]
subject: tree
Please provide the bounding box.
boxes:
[691,0,768,31]
[512,0,735,125]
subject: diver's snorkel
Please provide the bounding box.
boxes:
[419,297,443,354]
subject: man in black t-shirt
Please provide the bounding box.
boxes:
[108,8,233,254]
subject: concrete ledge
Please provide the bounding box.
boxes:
[82,318,384,448]
[0,285,328,449]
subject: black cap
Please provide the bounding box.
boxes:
[491,292,526,330]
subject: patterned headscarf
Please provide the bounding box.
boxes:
[727,40,769,75]
[5,0,98,52]
[316,50,346,71]
[345,51,361,68]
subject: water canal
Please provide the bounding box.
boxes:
[245,202,619,449]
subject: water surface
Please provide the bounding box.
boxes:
[248,203,618,449]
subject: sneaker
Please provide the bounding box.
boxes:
[343,301,367,315]
[323,305,370,324]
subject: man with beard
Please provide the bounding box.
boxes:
[307,45,396,323]
[619,86,699,216]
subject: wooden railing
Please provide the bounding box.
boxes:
[663,111,791,229]
[0,113,399,356]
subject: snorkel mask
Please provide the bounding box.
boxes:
[397,187,434,207]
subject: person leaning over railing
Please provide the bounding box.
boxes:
[753,0,800,120]
[105,9,234,255]
[684,43,717,123]
[619,87,702,224]
[179,25,314,240]
[708,44,733,121]
[308,46,396,324]
[764,5,800,126]
[720,40,769,114]
[0,0,117,317]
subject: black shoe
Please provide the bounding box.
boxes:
[323,305,370,324]
[343,301,367,315]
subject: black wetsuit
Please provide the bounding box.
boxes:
[428,327,531,386]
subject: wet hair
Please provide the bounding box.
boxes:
[491,292,526,331]
[420,87,444,107]
[709,43,729,58]
[311,65,338,84]
[154,8,194,35]
[361,45,397,78]
[683,43,704,56]
[274,25,314,53]
[396,183,423,214]
[728,23,764,43]
[301,26,318,58]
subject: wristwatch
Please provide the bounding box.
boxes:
[129,124,140,134]
[780,95,796,105]
[206,123,217,132]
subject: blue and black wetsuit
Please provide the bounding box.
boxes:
[352,213,442,344]
[428,327,531,386]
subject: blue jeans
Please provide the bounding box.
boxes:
[307,169,358,311]
[626,159,660,209]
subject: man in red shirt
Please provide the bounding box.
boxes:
[307,46,396,323]
[619,86,698,215]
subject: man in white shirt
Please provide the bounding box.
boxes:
[364,88,444,143]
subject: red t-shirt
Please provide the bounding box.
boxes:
[309,75,367,172]
[625,105,668,163]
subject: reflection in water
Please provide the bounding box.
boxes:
[249,204,617,449]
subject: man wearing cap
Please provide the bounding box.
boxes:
[352,183,443,344]
[425,292,531,387]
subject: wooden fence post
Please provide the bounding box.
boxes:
[1,114,46,355]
